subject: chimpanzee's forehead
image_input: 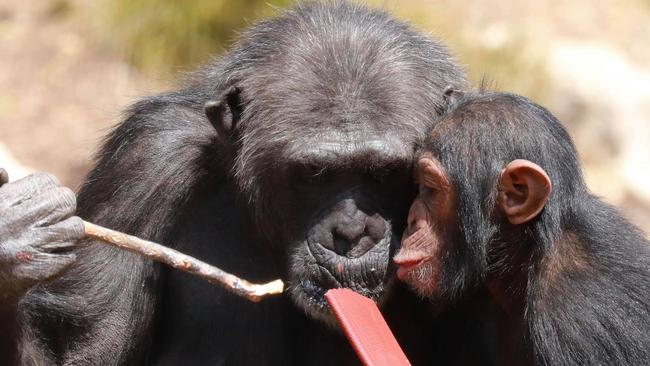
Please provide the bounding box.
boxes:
[281,131,414,168]
[236,100,427,173]
[240,74,433,135]
[237,34,446,138]
[239,86,429,156]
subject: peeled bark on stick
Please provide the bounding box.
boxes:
[82,220,284,302]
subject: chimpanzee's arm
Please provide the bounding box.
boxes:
[0,170,83,364]
[16,93,220,365]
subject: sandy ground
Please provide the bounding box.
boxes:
[0,0,157,188]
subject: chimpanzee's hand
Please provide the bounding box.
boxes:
[0,171,84,304]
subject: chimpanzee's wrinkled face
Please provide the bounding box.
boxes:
[200,0,468,324]
[393,154,457,300]
[213,0,469,322]
[242,132,417,323]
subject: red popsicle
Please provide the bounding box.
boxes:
[325,288,411,366]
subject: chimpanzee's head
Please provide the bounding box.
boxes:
[394,90,584,304]
[204,2,466,322]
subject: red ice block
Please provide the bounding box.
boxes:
[325,288,411,366]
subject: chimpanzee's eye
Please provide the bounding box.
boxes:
[296,163,329,184]
[368,162,408,186]
[369,169,388,183]
[419,184,435,197]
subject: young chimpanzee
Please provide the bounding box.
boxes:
[394,90,650,366]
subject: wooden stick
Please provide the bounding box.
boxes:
[82,220,284,302]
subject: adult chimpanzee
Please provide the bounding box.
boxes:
[395,90,650,366]
[0,2,497,365]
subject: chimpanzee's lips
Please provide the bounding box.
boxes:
[288,234,392,324]
[300,279,330,307]
[394,255,431,280]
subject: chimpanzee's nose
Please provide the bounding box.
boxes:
[404,198,428,237]
[311,199,388,258]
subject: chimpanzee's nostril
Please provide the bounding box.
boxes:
[365,214,387,240]
[327,222,362,256]
[310,225,334,251]
[310,201,389,258]
[333,232,351,256]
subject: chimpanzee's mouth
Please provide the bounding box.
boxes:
[292,256,388,312]
[288,233,393,324]
[297,260,345,311]
[300,279,330,308]
[294,275,387,326]
[394,256,432,280]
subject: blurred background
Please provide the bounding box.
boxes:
[0,0,648,234]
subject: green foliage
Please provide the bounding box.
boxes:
[97,0,292,77]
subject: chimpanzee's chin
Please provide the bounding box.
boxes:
[289,279,337,326]
[401,260,441,299]
[289,278,393,327]
[287,237,393,324]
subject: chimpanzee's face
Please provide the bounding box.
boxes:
[393,135,553,302]
[393,154,458,300]
[244,128,418,323]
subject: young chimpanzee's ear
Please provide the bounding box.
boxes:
[204,86,243,139]
[498,159,552,225]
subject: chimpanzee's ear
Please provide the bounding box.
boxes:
[443,85,465,106]
[498,159,552,225]
[204,86,243,139]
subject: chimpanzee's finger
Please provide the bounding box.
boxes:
[38,216,85,245]
[39,240,77,252]
[4,185,77,227]
[16,251,77,283]
[34,186,78,226]
[0,172,62,208]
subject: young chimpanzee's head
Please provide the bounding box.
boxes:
[394,91,588,302]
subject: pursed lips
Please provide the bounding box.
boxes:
[393,254,432,280]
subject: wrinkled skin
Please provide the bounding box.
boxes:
[205,85,419,323]
[0,170,84,303]
[284,172,413,323]
[394,155,457,299]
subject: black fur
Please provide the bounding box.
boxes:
[425,91,650,365]
[10,2,500,365]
